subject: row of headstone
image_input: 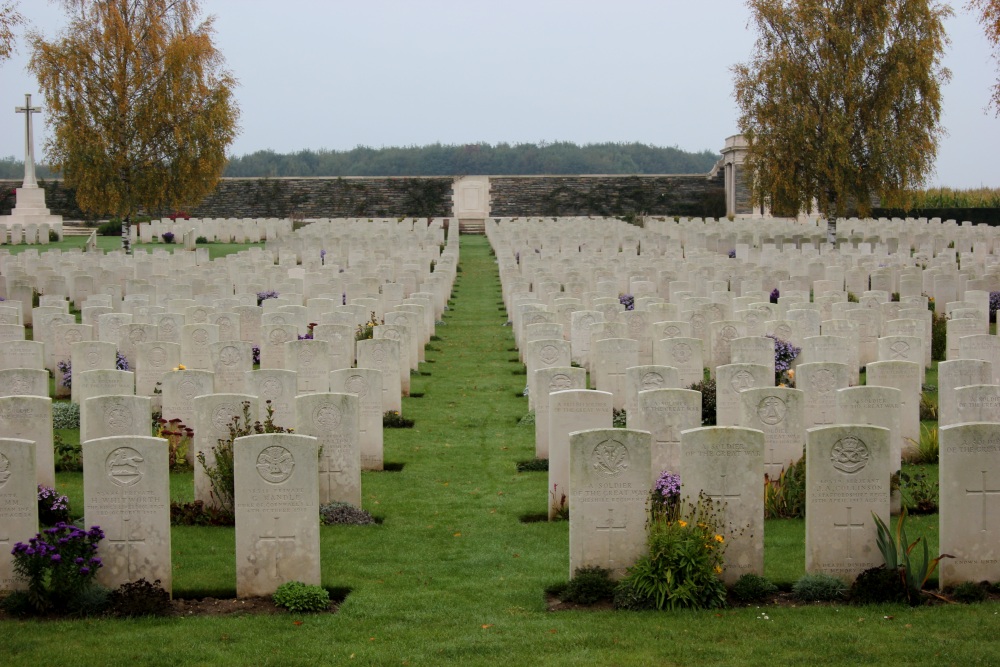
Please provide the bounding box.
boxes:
[0,432,322,598]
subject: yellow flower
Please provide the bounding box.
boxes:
[714,566,722,574]
[714,534,724,543]
[677,520,687,528]
[787,369,795,377]
[178,364,186,370]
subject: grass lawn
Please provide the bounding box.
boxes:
[4,235,260,260]
[4,235,998,666]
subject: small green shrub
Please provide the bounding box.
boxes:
[950,581,989,603]
[52,401,80,429]
[319,501,377,526]
[792,573,848,602]
[53,433,82,472]
[516,458,548,472]
[554,566,616,605]
[850,566,907,605]
[612,408,627,428]
[689,378,717,426]
[731,573,778,603]
[272,581,330,613]
[63,584,111,617]
[900,471,938,514]
[170,500,235,526]
[383,411,414,428]
[918,394,938,421]
[517,411,535,426]
[107,578,171,617]
[195,236,209,244]
[931,314,947,361]
[97,219,122,236]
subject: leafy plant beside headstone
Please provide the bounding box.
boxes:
[197,400,290,517]
[614,492,728,611]
[730,573,778,603]
[319,501,377,526]
[272,581,330,613]
[382,411,414,428]
[872,508,952,606]
[764,456,805,519]
[688,378,717,426]
[546,566,617,605]
[106,578,172,617]
[900,470,938,514]
[792,573,847,602]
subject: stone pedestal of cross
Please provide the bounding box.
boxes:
[832,506,866,560]
[966,470,1000,533]
[254,515,297,578]
[594,507,627,569]
[15,94,40,189]
[108,517,146,579]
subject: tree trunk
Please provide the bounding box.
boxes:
[122,214,132,255]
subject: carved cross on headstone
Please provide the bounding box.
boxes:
[966,470,1000,533]
[594,507,627,569]
[607,369,627,392]
[319,450,344,498]
[108,517,146,579]
[254,515,297,579]
[816,402,835,425]
[15,93,41,188]
[833,506,866,560]
[706,473,742,527]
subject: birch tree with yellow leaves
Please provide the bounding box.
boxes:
[29,0,239,253]
[733,0,952,221]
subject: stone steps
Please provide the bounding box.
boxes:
[458,220,485,235]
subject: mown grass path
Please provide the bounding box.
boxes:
[5,235,999,666]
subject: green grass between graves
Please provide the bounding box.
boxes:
[4,234,998,667]
[4,235,259,260]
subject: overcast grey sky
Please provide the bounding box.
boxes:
[2,0,997,187]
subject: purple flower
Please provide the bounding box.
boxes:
[256,290,279,307]
[769,288,780,304]
[51,553,61,562]
[728,249,736,258]
[654,470,681,499]
[618,293,635,311]
[766,334,801,374]
[75,557,85,564]
[90,557,102,566]
[79,567,90,575]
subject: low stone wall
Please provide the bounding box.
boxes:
[190,177,455,219]
[488,174,726,218]
[0,173,727,220]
